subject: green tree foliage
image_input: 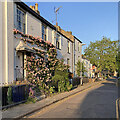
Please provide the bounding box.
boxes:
[84,37,118,74]
[116,51,120,76]
[75,60,87,77]
[7,86,12,104]
[82,62,87,77]
[52,59,72,92]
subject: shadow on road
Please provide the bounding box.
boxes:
[28,78,118,118]
[74,78,118,118]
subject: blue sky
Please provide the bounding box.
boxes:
[25,2,118,54]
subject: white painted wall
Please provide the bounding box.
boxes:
[57,36,73,72]
[74,38,82,76]
[52,30,56,45]
[1,2,14,86]
[82,58,92,77]
[27,12,41,37]
[47,27,52,43]
[2,2,6,85]
[7,2,14,84]
[0,2,2,86]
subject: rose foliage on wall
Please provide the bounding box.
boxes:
[13,29,71,96]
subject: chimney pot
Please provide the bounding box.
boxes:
[30,5,32,9]
[35,3,38,11]
[56,22,58,26]
[32,6,35,10]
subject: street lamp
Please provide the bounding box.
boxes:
[80,62,83,85]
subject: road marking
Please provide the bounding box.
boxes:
[26,82,104,118]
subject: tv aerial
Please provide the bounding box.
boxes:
[52,6,62,26]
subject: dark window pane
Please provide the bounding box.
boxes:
[45,35,46,41]
[42,33,44,39]
[16,7,25,33]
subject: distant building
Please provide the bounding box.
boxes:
[81,57,92,78]
[92,65,98,78]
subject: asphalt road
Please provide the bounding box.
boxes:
[28,78,118,118]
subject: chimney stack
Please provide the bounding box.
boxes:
[30,3,40,15]
[67,31,72,35]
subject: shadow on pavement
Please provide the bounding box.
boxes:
[74,78,118,118]
[26,78,118,118]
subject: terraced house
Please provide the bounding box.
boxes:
[0,1,82,86]
[82,57,92,78]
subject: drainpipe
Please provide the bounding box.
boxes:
[81,43,86,85]
[74,39,75,77]
[80,63,83,85]
[72,42,73,73]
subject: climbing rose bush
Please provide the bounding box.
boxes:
[13,29,71,96]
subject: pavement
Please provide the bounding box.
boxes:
[116,77,120,119]
[27,79,117,118]
[2,80,109,119]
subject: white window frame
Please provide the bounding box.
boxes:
[42,23,47,41]
[56,33,61,49]
[67,58,70,66]
[16,6,26,34]
[67,40,70,53]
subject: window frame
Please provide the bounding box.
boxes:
[67,40,70,53]
[78,42,81,52]
[42,24,47,41]
[16,6,26,34]
[67,58,70,66]
[56,33,61,49]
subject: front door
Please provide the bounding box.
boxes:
[16,52,24,81]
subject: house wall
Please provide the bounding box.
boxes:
[25,8,73,72]
[47,27,52,43]
[7,2,14,84]
[82,58,92,77]
[1,2,14,86]
[1,2,82,85]
[0,2,2,85]
[52,30,56,46]
[25,9,54,47]
[74,38,82,77]
[56,36,73,73]
[26,12,41,37]
[26,11,53,44]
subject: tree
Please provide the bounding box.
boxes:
[52,59,72,92]
[75,60,87,77]
[84,37,118,75]
[116,51,120,77]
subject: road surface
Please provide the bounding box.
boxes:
[27,78,118,118]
